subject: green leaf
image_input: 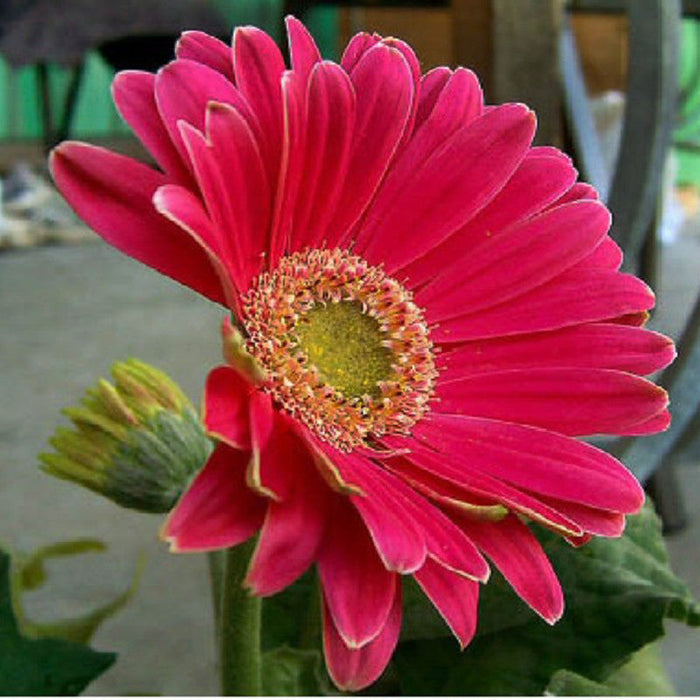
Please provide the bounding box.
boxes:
[258,573,334,694]
[0,548,115,695]
[392,501,699,695]
[26,560,144,646]
[261,647,326,696]
[19,540,106,592]
[13,539,144,645]
[400,576,460,642]
[547,644,675,696]
[261,570,318,652]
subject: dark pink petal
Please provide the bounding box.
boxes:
[153,184,240,312]
[233,25,286,179]
[382,36,421,85]
[111,70,190,183]
[413,558,479,648]
[440,324,676,379]
[384,444,583,537]
[413,510,489,581]
[247,390,279,498]
[357,104,536,271]
[324,447,427,573]
[459,514,564,623]
[162,444,265,551]
[414,66,452,128]
[202,365,254,449]
[417,66,482,129]
[245,438,329,595]
[323,584,401,691]
[175,31,234,80]
[572,235,623,271]
[204,101,272,286]
[565,533,594,547]
[286,15,322,82]
[379,36,420,148]
[300,431,364,496]
[153,184,222,257]
[178,123,243,278]
[155,59,255,167]
[418,200,610,320]
[396,494,489,581]
[608,311,650,327]
[318,498,397,647]
[400,148,578,287]
[530,145,573,160]
[328,43,414,245]
[395,67,481,165]
[432,269,655,343]
[288,61,356,250]
[179,117,268,292]
[368,447,490,580]
[553,181,599,206]
[414,414,645,513]
[534,496,627,536]
[251,410,333,506]
[50,142,225,304]
[340,31,379,73]
[268,69,305,267]
[358,67,482,263]
[622,409,671,434]
[437,368,669,436]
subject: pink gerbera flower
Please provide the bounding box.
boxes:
[51,18,674,691]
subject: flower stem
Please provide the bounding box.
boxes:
[219,539,262,696]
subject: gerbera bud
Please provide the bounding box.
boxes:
[40,359,212,513]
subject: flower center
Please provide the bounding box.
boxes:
[293,301,394,399]
[241,249,437,450]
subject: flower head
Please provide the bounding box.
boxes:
[51,18,675,690]
[41,359,212,513]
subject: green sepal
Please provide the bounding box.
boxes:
[222,315,267,383]
[103,408,213,512]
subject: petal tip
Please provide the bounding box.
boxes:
[48,139,84,166]
[158,521,181,552]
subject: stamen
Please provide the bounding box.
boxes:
[241,249,437,450]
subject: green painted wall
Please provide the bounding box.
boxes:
[675,19,700,186]
[0,52,131,141]
[0,4,338,141]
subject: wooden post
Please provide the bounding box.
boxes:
[451,0,494,98]
[491,0,565,146]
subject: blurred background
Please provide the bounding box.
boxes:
[0,0,699,694]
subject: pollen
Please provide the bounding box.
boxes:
[241,249,437,450]
[294,301,395,399]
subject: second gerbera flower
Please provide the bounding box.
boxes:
[50,17,674,691]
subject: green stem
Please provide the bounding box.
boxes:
[219,539,262,696]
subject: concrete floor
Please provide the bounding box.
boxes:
[0,244,223,695]
[1,234,698,695]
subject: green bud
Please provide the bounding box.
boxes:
[40,359,213,513]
